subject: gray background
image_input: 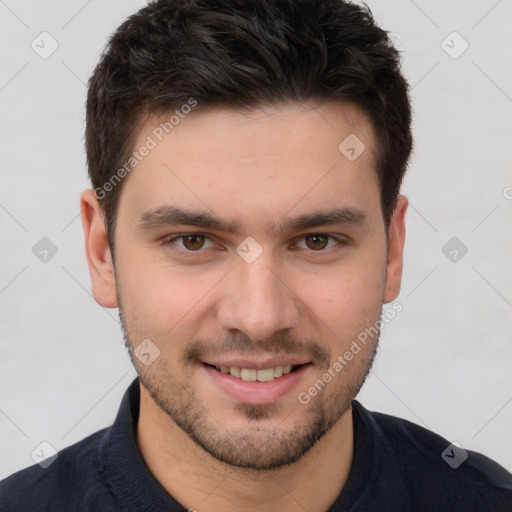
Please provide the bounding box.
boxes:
[1,0,511,478]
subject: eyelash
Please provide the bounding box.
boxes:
[161,233,347,253]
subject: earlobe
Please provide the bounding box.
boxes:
[383,195,408,304]
[80,189,119,308]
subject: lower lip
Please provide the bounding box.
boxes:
[202,364,311,404]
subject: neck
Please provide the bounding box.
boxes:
[136,384,354,512]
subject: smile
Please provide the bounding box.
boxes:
[210,364,296,381]
[202,361,311,404]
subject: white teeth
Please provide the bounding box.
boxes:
[240,368,257,381]
[256,368,275,382]
[214,365,296,380]
[229,367,241,378]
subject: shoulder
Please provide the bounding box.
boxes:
[353,401,512,511]
[0,427,112,512]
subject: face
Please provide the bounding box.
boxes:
[83,101,406,470]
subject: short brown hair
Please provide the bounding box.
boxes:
[85,0,412,254]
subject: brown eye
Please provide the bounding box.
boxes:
[181,234,206,250]
[304,234,329,250]
[163,233,216,253]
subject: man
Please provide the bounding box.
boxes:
[1,0,511,510]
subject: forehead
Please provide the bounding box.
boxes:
[118,101,381,230]
[140,101,376,165]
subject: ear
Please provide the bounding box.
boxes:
[383,195,408,303]
[80,189,119,308]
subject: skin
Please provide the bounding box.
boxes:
[81,101,407,512]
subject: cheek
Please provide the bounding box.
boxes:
[301,255,386,326]
[116,252,223,337]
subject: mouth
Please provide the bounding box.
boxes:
[203,363,304,382]
[201,360,312,404]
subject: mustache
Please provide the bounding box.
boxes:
[183,331,331,369]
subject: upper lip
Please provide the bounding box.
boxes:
[203,357,311,370]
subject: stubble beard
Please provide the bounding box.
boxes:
[119,307,379,471]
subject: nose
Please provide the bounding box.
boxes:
[216,254,301,344]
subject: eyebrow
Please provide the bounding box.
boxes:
[137,205,367,235]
